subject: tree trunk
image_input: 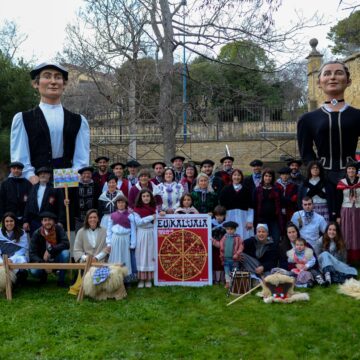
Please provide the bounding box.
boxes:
[158,0,177,163]
[128,74,137,160]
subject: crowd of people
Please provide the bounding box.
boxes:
[0,59,359,292]
[0,154,358,289]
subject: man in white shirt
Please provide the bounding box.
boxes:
[10,62,90,184]
[291,196,327,248]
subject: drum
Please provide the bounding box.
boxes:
[230,271,251,296]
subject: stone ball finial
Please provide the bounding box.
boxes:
[308,38,321,56]
[310,38,318,49]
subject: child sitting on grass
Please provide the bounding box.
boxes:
[212,221,244,289]
[287,238,316,287]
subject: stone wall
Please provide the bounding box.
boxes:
[91,138,299,174]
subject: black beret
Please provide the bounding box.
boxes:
[345,161,359,170]
[170,156,185,163]
[220,156,234,163]
[35,167,52,175]
[9,161,24,169]
[249,159,263,167]
[30,62,68,81]
[39,211,57,220]
[95,156,110,163]
[222,221,238,229]
[200,159,215,167]
[110,162,126,169]
[78,166,94,174]
[277,167,291,174]
[286,159,302,167]
[126,160,141,168]
[152,161,167,169]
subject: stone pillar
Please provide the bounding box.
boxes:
[306,39,323,111]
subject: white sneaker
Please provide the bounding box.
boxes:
[145,281,152,288]
[137,280,145,288]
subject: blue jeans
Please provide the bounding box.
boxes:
[224,259,239,282]
[30,250,70,283]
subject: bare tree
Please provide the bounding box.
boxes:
[0,20,27,61]
[63,0,320,162]
[63,0,151,160]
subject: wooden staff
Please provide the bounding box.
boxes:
[227,282,262,306]
[64,185,71,242]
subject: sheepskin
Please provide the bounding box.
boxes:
[83,265,128,301]
[338,278,360,300]
[0,267,17,292]
[258,272,310,303]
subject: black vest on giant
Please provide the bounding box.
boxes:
[22,106,82,170]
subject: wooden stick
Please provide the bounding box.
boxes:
[7,263,108,270]
[77,256,93,302]
[227,282,262,306]
[64,186,71,242]
[3,255,13,301]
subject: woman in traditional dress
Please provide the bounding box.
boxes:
[254,168,282,246]
[106,196,136,276]
[298,60,360,187]
[315,221,357,284]
[298,161,335,222]
[98,175,124,228]
[133,189,157,288]
[191,173,218,215]
[219,169,254,240]
[336,161,360,264]
[73,209,109,262]
[157,168,184,213]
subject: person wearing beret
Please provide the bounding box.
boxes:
[151,161,166,185]
[274,167,298,232]
[214,156,234,187]
[0,162,32,223]
[243,159,263,202]
[211,220,244,289]
[170,156,185,183]
[126,160,141,187]
[200,159,224,194]
[66,166,100,233]
[92,156,111,189]
[10,62,90,184]
[23,167,65,235]
[29,211,70,286]
[102,162,129,197]
[287,159,304,186]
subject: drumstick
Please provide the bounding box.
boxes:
[226,282,262,306]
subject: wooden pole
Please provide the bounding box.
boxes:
[77,255,93,302]
[64,186,71,242]
[226,282,262,306]
[3,255,13,301]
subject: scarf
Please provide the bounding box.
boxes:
[134,204,156,218]
[110,210,131,229]
[195,188,208,203]
[304,210,314,225]
[304,178,326,199]
[291,171,301,179]
[40,226,57,246]
[337,177,360,200]
[276,178,289,194]
[255,236,272,259]
[233,184,242,192]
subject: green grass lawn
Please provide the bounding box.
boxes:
[0,277,359,360]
